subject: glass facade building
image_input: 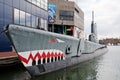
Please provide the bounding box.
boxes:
[0,0,48,52]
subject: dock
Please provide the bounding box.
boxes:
[0,52,20,67]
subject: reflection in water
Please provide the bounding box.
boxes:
[0,64,31,80]
[32,58,100,80]
[96,46,120,80]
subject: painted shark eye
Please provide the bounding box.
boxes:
[32,60,36,66]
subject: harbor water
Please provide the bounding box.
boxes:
[0,46,120,80]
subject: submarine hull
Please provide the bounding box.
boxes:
[6,24,107,76]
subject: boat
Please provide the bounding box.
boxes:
[4,12,108,76]
[4,24,107,76]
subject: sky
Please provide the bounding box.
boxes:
[77,0,120,39]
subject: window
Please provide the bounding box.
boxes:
[32,0,36,4]
[14,8,47,30]
[37,0,40,7]
[20,10,25,26]
[44,0,48,10]
[59,10,74,21]
[41,0,44,9]
[14,9,19,24]
[40,18,47,30]
[35,17,39,28]
[26,0,48,10]
[44,20,47,30]
[41,18,44,29]
[28,0,32,2]
[26,13,31,27]
[39,18,41,28]
[45,3,47,10]
[32,15,36,28]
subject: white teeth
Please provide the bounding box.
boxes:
[18,49,65,66]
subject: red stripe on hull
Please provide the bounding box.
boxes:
[18,51,65,64]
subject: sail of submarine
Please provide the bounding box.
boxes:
[89,11,98,43]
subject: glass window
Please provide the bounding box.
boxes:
[27,0,48,10]
[44,20,47,30]
[20,10,25,26]
[59,10,74,21]
[43,19,45,29]
[41,18,44,29]
[32,0,36,5]
[26,13,31,27]
[37,0,40,7]
[35,17,39,28]
[32,15,36,28]
[45,3,47,10]
[40,19,47,30]
[41,0,44,9]
[39,18,41,28]
[28,0,32,2]
[14,9,19,24]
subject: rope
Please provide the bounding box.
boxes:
[0,29,8,36]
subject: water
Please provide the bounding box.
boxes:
[0,46,120,80]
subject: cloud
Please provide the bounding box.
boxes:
[77,0,120,39]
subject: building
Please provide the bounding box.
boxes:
[67,0,78,4]
[48,0,84,38]
[0,0,48,52]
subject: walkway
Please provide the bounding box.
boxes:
[0,52,19,66]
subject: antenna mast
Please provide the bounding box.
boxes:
[92,11,94,22]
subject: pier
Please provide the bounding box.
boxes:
[0,52,19,67]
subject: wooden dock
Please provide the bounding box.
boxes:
[0,52,20,67]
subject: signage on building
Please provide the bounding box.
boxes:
[48,4,56,23]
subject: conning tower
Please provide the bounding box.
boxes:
[89,11,98,43]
